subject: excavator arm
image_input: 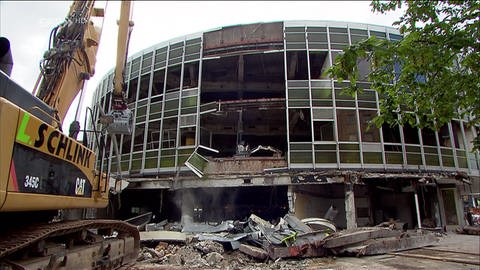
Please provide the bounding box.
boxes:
[35,1,104,128]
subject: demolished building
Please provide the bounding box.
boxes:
[90,21,480,231]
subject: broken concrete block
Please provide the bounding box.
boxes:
[324,228,402,248]
[239,244,268,260]
[140,231,187,242]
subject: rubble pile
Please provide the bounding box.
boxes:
[131,213,439,268]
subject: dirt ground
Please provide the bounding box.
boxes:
[124,232,480,270]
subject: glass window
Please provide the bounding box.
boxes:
[359,110,380,142]
[337,109,359,141]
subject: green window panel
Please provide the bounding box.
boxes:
[385,152,403,164]
[163,110,178,117]
[286,43,307,50]
[315,151,337,163]
[131,159,142,170]
[456,150,468,168]
[286,32,306,42]
[185,152,209,177]
[288,100,310,107]
[340,151,360,163]
[290,143,312,151]
[311,88,332,99]
[339,144,359,150]
[407,153,422,165]
[181,96,197,108]
[181,107,197,115]
[308,43,329,50]
[144,158,157,169]
[145,150,158,158]
[314,144,336,151]
[136,116,146,123]
[288,88,309,99]
[150,103,163,113]
[442,156,455,167]
[121,161,129,171]
[290,151,313,163]
[160,157,175,168]
[132,152,143,159]
[425,155,440,166]
[312,109,333,120]
[363,152,383,164]
[164,99,179,110]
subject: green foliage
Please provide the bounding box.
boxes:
[328,0,480,150]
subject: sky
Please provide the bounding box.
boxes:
[0,1,404,132]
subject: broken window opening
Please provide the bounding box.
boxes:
[382,124,401,143]
[127,77,138,104]
[146,121,161,150]
[162,117,178,149]
[309,51,329,79]
[152,69,165,97]
[120,134,132,155]
[166,65,181,92]
[286,51,308,80]
[289,108,312,142]
[133,123,145,152]
[180,127,196,146]
[403,123,420,144]
[313,121,334,141]
[182,61,199,89]
[451,121,465,149]
[438,125,452,147]
[421,128,437,146]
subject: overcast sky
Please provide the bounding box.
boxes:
[0,1,403,130]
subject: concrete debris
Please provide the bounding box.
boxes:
[323,227,402,248]
[194,240,224,254]
[457,225,480,235]
[135,214,442,268]
[140,231,187,243]
[204,252,224,266]
[239,244,269,260]
[301,218,337,233]
[333,231,439,256]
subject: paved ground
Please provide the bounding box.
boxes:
[318,233,480,270]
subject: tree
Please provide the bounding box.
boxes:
[327,0,480,150]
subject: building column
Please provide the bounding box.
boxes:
[345,182,357,229]
[287,185,296,214]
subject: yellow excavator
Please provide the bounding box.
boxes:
[0,1,138,268]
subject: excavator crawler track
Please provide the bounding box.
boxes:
[0,219,139,269]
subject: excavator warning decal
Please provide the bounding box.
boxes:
[15,111,94,171]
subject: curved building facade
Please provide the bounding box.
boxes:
[91,21,479,228]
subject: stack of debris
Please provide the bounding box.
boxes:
[323,227,438,256]
[131,212,439,263]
